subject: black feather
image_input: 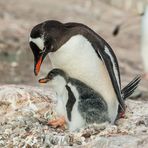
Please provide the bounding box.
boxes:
[121,75,141,100]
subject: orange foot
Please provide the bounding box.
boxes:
[118,105,127,119]
[119,111,125,118]
[143,73,148,80]
[48,116,66,128]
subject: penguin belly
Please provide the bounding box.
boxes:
[55,99,67,117]
[55,88,69,122]
[68,100,85,131]
[49,35,118,123]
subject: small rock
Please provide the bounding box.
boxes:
[136,120,145,126]
[11,62,18,67]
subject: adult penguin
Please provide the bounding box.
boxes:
[29,20,140,122]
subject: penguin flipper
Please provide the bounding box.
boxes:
[97,46,125,112]
[121,75,141,100]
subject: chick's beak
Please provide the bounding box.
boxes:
[38,78,49,83]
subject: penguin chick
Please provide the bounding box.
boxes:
[39,69,110,131]
[39,69,68,128]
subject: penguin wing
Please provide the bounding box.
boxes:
[96,44,125,111]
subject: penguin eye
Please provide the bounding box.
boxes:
[44,37,52,45]
[48,72,54,79]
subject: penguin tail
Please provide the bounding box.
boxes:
[121,75,141,100]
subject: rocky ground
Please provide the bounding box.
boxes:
[0,0,148,147]
[0,85,148,147]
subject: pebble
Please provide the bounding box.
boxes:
[11,61,18,67]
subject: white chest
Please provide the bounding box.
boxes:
[55,87,68,119]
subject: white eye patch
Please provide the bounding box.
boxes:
[29,37,44,50]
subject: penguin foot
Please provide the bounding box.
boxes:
[119,111,125,118]
[117,105,127,119]
[48,116,66,128]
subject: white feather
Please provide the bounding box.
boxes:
[104,46,120,88]
[51,75,67,96]
[55,97,67,118]
[29,37,44,50]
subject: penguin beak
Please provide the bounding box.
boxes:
[30,41,52,76]
[34,55,43,76]
[34,47,49,76]
[29,41,44,76]
[38,78,50,83]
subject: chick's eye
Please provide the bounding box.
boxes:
[51,72,55,77]
[48,72,54,79]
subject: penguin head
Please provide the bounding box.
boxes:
[39,69,68,95]
[29,20,67,76]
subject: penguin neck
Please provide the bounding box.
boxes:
[51,76,67,97]
[55,86,66,97]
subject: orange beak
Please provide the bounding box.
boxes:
[34,47,49,76]
[34,56,43,76]
[39,78,49,83]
